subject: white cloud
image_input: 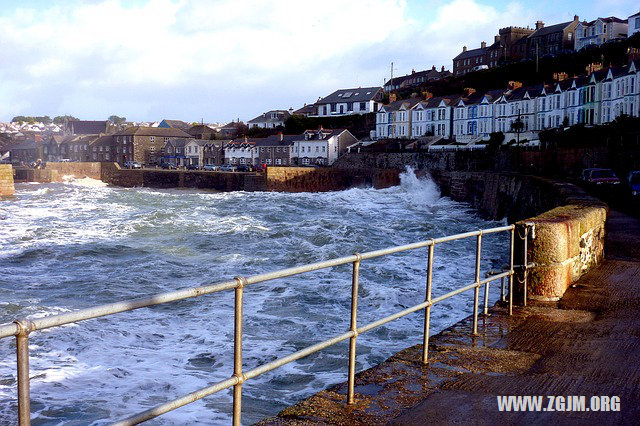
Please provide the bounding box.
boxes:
[5,0,630,123]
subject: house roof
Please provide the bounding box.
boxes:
[423,96,461,108]
[384,67,451,87]
[159,119,191,130]
[89,135,114,146]
[317,87,382,104]
[630,11,640,19]
[187,125,216,136]
[529,20,574,38]
[247,110,291,124]
[293,104,316,115]
[113,126,193,138]
[9,140,37,150]
[453,47,486,61]
[66,120,109,135]
[380,98,421,112]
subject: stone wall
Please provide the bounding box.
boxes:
[46,162,103,180]
[432,170,608,301]
[335,146,640,178]
[265,167,400,192]
[100,162,258,191]
[0,164,14,197]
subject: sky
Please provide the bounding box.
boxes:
[0,0,638,124]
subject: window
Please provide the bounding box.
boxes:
[150,137,155,142]
[360,102,366,111]
[266,158,272,165]
[276,158,282,165]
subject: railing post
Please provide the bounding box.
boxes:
[473,232,482,335]
[15,319,34,426]
[422,241,435,364]
[483,279,490,316]
[509,227,515,316]
[233,277,246,426]
[522,225,529,307]
[500,276,505,302]
[347,255,361,405]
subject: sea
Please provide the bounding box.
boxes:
[0,168,510,424]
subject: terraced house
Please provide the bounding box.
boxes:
[113,126,193,165]
[374,60,639,144]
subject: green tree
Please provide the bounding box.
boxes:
[108,115,127,125]
[53,115,79,124]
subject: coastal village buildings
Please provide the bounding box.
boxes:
[185,139,208,166]
[312,87,383,117]
[575,17,629,50]
[247,110,291,129]
[376,98,421,139]
[375,60,640,143]
[112,126,193,165]
[527,17,580,58]
[383,66,451,92]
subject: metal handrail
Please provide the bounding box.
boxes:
[0,224,527,426]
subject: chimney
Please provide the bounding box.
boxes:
[441,66,445,72]
[495,35,500,43]
[432,65,436,70]
[462,46,467,52]
[573,15,579,21]
[481,41,487,49]
[536,21,544,30]
[412,69,416,74]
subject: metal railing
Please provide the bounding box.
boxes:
[0,224,529,425]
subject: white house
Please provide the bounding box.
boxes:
[291,128,357,165]
[185,139,208,166]
[628,12,640,37]
[453,90,502,143]
[224,139,258,165]
[375,98,420,139]
[247,110,291,129]
[575,17,628,50]
[313,87,383,117]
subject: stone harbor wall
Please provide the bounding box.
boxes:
[0,165,14,197]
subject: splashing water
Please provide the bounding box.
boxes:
[0,170,509,424]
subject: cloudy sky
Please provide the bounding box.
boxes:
[0,0,637,123]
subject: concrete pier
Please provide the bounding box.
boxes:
[259,209,640,424]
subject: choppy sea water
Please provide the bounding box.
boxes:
[0,169,509,425]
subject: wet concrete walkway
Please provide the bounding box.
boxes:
[259,210,640,425]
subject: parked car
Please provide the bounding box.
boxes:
[160,162,177,170]
[124,161,142,169]
[236,164,251,172]
[580,168,620,185]
[628,171,640,197]
[219,164,236,172]
[186,164,200,170]
[203,164,219,171]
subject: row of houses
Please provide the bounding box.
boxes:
[9,122,358,168]
[223,128,357,166]
[377,60,640,143]
[453,11,640,76]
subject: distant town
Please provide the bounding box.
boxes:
[2,10,639,170]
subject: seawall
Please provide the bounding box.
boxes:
[429,171,608,300]
[0,165,14,197]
